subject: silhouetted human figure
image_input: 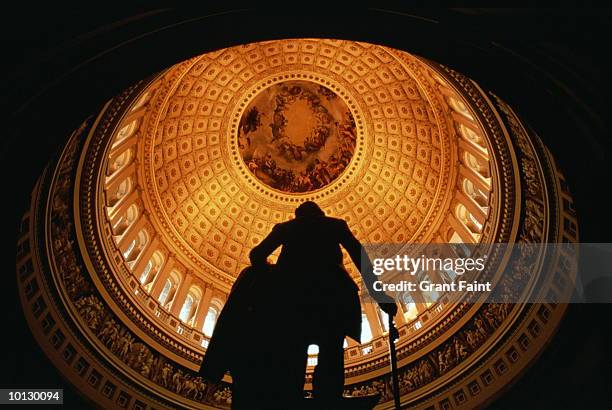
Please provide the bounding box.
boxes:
[199,201,397,409]
[199,263,301,409]
[250,201,397,405]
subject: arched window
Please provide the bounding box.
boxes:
[179,295,194,322]
[112,204,138,236]
[107,148,133,177]
[140,261,153,284]
[417,272,439,306]
[107,177,133,207]
[202,306,219,337]
[131,91,151,111]
[456,204,481,237]
[458,124,486,149]
[361,313,373,344]
[469,212,483,231]
[401,293,418,321]
[463,152,490,179]
[179,286,202,325]
[140,251,163,290]
[463,178,489,209]
[112,119,139,148]
[123,229,148,265]
[447,97,474,120]
[449,232,472,257]
[159,279,172,305]
[123,239,136,260]
[439,269,457,284]
[159,271,181,309]
[378,309,390,333]
[307,344,319,366]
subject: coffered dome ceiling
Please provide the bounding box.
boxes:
[139,39,455,283]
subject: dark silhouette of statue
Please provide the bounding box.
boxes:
[199,201,397,409]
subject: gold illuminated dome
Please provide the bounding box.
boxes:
[17,38,578,410]
[139,39,457,283]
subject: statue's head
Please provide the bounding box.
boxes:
[295,201,325,218]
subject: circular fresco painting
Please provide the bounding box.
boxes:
[238,80,356,193]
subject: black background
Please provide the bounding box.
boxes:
[1,6,611,409]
